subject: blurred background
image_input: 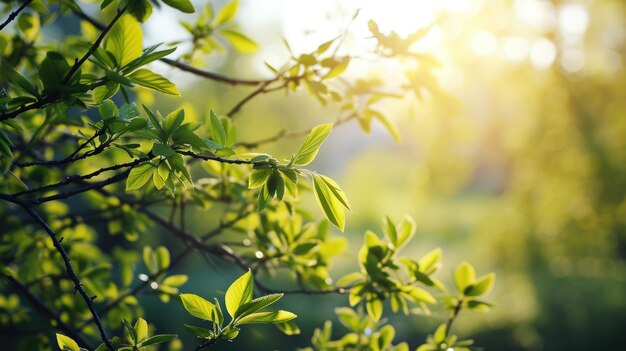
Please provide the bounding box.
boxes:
[49,0,626,350]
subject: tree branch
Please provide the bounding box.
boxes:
[0,194,116,350]
[14,158,147,197]
[0,0,33,32]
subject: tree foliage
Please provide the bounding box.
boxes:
[0,1,494,350]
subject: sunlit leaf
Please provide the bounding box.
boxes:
[225,270,254,318]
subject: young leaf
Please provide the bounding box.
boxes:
[312,174,350,231]
[162,0,195,13]
[56,334,79,351]
[235,293,284,319]
[184,324,213,339]
[225,270,254,317]
[292,123,332,166]
[276,320,301,335]
[209,110,226,145]
[135,318,148,342]
[221,29,258,53]
[128,69,180,95]
[215,0,239,25]
[366,297,383,321]
[126,163,155,190]
[139,334,178,347]
[249,168,272,189]
[236,310,297,325]
[464,273,495,297]
[180,294,215,321]
[104,15,143,67]
[454,262,476,294]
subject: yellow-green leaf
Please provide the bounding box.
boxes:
[162,0,195,13]
[292,123,332,166]
[128,69,180,95]
[215,0,239,25]
[135,318,148,342]
[236,310,296,325]
[104,14,143,68]
[225,270,254,318]
[454,261,476,293]
[126,163,155,191]
[56,334,79,351]
[221,29,258,53]
[312,174,348,231]
[180,294,215,321]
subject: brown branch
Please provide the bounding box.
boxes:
[445,299,463,337]
[160,58,268,86]
[0,0,33,32]
[14,158,147,197]
[178,151,253,165]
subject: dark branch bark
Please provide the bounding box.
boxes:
[0,0,33,32]
[0,194,116,350]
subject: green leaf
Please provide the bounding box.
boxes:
[123,319,138,344]
[1,62,38,96]
[180,294,215,321]
[134,318,148,342]
[249,168,272,189]
[403,286,436,304]
[139,334,177,347]
[215,0,239,25]
[93,82,120,103]
[257,183,272,211]
[128,69,180,95]
[143,246,158,274]
[163,274,188,287]
[56,334,79,351]
[209,110,226,145]
[324,57,350,79]
[18,12,40,42]
[371,110,400,141]
[236,310,297,325]
[221,29,258,53]
[311,175,350,231]
[39,52,70,92]
[127,0,153,22]
[184,324,213,339]
[163,109,185,137]
[162,0,195,13]
[292,123,332,166]
[366,296,383,321]
[418,248,442,274]
[235,293,283,319]
[454,262,476,294]
[396,215,416,248]
[312,175,344,231]
[126,163,155,190]
[383,216,397,247]
[98,99,119,120]
[152,143,176,158]
[104,14,143,67]
[276,320,301,335]
[464,273,495,297]
[225,270,254,318]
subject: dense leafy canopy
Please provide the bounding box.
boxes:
[0,1,495,351]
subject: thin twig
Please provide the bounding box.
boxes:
[14,158,147,197]
[0,194,116,350]
[0,0,33,32]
